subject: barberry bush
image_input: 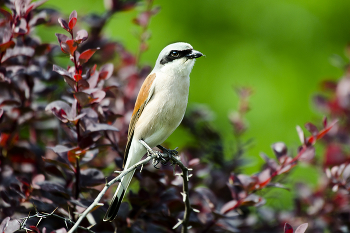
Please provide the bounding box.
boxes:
[0,0,349,233]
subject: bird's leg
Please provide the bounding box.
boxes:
[138,140,178,167]
[138,139,164,168]
[157,145,179,157]
[156,145,179,166]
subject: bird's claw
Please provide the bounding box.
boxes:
[139,140,178,168]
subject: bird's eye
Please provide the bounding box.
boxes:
[170,51,180,58]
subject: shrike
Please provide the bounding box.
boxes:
[103,42,203,221]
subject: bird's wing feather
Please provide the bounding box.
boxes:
[123,73,156,167]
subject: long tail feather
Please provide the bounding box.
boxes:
[103,170,135,221]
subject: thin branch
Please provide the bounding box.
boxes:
[68,140,194,233]
[67,150,158,233]
[17,209,95,233]
[140,140,192,233]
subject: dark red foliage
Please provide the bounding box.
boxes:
[1,1,350,233]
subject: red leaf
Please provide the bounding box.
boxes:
[284,223,294,233]
[0,8,13,22]
[99,63,114,80]
[220,200,238,214]
[79,48,99,64]
[0,41,15,53]
[74,74,82,81]
[29,226,40,233]
[60,39,77,55]
[68,10,77,29]
[307,120,337,145]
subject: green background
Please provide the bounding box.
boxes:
[39,0,349,177]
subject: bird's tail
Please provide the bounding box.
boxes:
[103,169,135,221]
[103,139,146,221]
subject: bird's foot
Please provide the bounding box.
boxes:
[157,145,178,157]
[138,140,178,168]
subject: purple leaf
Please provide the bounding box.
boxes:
[0,190,11,204]
[45,100,70,113]
[68,10,77,29]
[63,75,77,89]
[47,145,73,153]
[295,223,308,233]
[13,18,27,34]
[74,92,93,107]
[52,65,76,89]
[80,168,104,187]
[220,200,238,214]
[77,79,90,90]
[86,123,119,133]
[1,46,35,63]
[305,122,318,136]
[78,135,94,149]
[91,89,106,103]
[0,217,20,233]
[52,65,72,78]
[284,223,294,233]
[259,152,278,170]
[99,63,114,80]
[55,33,69,44]
[58,18,69,30]
[87,68,99,88]
[271,142,287,162]
[29,11,47,27]
[75,29,88,43]
[36,181,69,196]
[298,146,315,162]
[0,100,21,107]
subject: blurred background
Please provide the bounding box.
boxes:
[38,0,350,176]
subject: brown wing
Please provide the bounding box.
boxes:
[123,73,156,167]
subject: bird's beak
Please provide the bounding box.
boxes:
[186,50,203,59]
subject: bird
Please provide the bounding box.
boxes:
[103,42,203,221]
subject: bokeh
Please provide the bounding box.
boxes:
[39,0,350,173]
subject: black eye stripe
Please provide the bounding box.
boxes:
[160,49,192,65]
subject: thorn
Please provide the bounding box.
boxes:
[51,207,58,215]
[188,168,193,171]
[114,170,122,173]
[192,208,200,213]
[187,225,192,229]
[180,192,186,202]
[87,224,96,230]
[172,219,183,229]
[188,174,193,178]
[140,164,143,173]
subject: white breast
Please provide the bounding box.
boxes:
[133,59,194,148]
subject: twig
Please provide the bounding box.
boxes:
[17,209,95,233]
[67,150,158,233]
[68,140,194,233]
[139,140,192,233]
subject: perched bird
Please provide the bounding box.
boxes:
[103,42,203,221]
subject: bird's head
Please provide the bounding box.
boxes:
[154,42,203,75]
